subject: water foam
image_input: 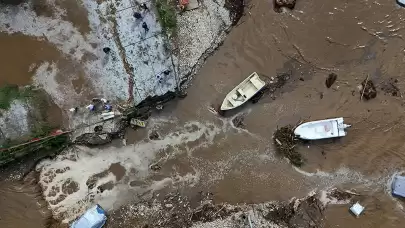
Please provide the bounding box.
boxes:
[36,121,220,222]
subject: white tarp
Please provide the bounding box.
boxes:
[392,175,405,197]
[70,205,107,228]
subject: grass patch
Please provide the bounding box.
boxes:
[156,0,177,35]
[0,84,32,110]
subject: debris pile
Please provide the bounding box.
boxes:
[106,191,339,228]
[325,73,337,88]
[381,78,401,97]
[360,77,377,100]
[107,192,239,227]
[263,193,325,228]
[273,125,304,167]
[252,72,292,103]
[231,114,245,128]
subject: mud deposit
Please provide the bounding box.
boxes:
[4,0,405,227]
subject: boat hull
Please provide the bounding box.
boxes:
[220,72,266,111]
[294,117,350,140]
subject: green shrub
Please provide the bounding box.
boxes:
[156,0,177,35]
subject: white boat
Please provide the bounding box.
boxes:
[220,72,266,111]
[294,117,351,140]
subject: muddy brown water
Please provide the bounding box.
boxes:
[3,0,405,227]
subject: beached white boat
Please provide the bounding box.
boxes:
[294,117,351,140]
[220,72,266,111]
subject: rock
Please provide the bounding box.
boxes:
[325,73,337,88]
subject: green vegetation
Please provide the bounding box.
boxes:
[31,121,54,138]
[156,0,177,35]
[0,84,32,110]
[0,134,69,166]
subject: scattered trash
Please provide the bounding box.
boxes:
[360,75,377,100]
[100,98,108,103]
[149,130,160,140]
[86,104,95,111]
[207,105,218,115]
[142,22,149,32]
[150,163,162,171]
[133,12,142,19]
[104,104,113,111]
[273,125,303,167]
[294,117,351,140]
[156,104,163,110]
[178,0,190,11]
[325,73,337,88]
[94,125,103,133]
[328,188,358,201]
[130,118,147,128]
[381,78,400,97]
[391,174,405,197]
[101,112,115,120]
[248,215,253,228]
[70,204,107,228]
[232,115,245,128]
[140,2,149,10]
[102,47,111,54]
[69,107,79,113]
[349,202,364,217]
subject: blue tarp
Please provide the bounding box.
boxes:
[70,204,107,228]
[392,175,405,198]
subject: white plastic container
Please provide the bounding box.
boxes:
[350,202,365,217]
